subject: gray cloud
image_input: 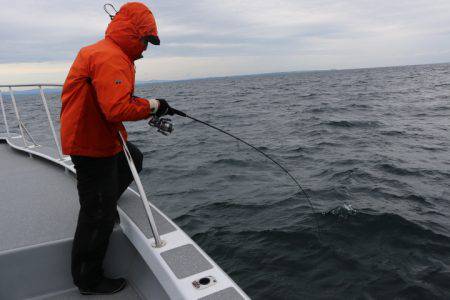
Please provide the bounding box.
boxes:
[0,0,450,80]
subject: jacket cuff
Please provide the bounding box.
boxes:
[148,99,160,114]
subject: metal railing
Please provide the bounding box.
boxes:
[0,84,164,248]
[0,84,63,157]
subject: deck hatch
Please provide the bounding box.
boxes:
[161,244,213,279]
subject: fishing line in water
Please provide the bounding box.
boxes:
[151,108,321,238]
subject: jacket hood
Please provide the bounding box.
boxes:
[105,2,158,61]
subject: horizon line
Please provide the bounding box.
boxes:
[3,60,449,92]
[137,60,450,84]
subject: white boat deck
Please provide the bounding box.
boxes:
[38,286,141,299]
[0,137,248,300]
[0,142,149,299]
[0,143,78,252]
[0,140,177,252]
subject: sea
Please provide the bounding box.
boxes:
[2,63,450,299]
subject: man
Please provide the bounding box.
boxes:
[60,2,174,295]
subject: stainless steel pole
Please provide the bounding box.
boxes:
[9,87,27,147]
[0,91,10,136]
[118,132,165,248]
[39,86,63,159]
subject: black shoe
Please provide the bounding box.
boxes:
[79,277,126,295]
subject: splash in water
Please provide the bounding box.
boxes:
[324,204,357,219]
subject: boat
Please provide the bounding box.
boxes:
[0,83,250,300]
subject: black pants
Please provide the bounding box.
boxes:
[70,142,143,289]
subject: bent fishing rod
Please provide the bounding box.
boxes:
[148,108,321,238]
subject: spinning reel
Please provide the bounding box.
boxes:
[148,116,174,136]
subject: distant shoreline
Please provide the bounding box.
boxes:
[137,61,450,85]
[4,61,450,94]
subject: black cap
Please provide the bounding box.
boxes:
[146,35,160,45]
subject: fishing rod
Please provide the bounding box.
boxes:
[148,108,321,238]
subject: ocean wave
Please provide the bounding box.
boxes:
[432,105,450,111]
[434,83,450,87]
[329,158,364,166]
[329,168,372,181]
[375,163,409,175]
[376,163,438,177]
[349,103,372,109]
[380,130,405,136]
[184,192,315,215]
[297,93,317,98]
[322,209,450,245]
[187,209,450,298]
[303,107,334,113]
[323,204,357,219]
[322,120,382,128]
[196,157,256,168]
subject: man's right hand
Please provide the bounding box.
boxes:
[155,99,175,117]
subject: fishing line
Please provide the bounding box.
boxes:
[151,109,321,238]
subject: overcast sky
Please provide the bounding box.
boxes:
[1,0,450,83]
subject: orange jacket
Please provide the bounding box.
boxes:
[60,2,158,157]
